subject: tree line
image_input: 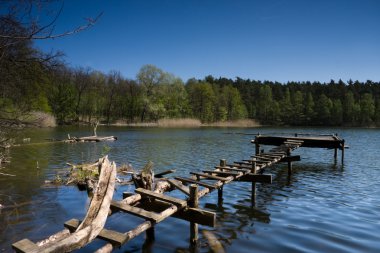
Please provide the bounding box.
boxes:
[1,1,380,128]
[2,59,380,127]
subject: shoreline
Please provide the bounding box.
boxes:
[109,119,261,128]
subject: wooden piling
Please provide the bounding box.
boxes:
[287,148,292,176]
[219,159,226,168]
[251,159,257,204]
[341,139,345,164]
[255,142,260,155]
[218,160,226,202]
[189,184,199,244]
[334,148,338,159]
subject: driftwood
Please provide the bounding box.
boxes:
[65,136,117,143]
[95,163,172,253]
[132,161,154,190]
[13,156,116,253]
[202,230,225,253]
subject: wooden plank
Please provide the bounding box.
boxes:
[267,151,287,155]
[31,156,117,253]
[174,177,218,189]
[279,155,301,162]
[111,201,162,222]
[202,170,240,177]
[227,163,254,169]
[236,160,267,165]
[167,179,190,196]
[12,239,39,253]
[214,166,250,173]
[64,219,128,246]
[122,192,135,199]
[135,188,187,208]
[139,200,216,227]
[258,153,285,158]
[284,139,304,143]
[190,172,229,181]
[249,156,274,161]
[154,169,176,178]
[237,174,272,183]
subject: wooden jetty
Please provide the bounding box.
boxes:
[12,133,346,253]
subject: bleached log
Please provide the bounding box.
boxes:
[28,156,116,253]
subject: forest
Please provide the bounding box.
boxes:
[1,1,380,130]
[1,52,380,127]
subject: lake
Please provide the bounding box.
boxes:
[1,126,380,252]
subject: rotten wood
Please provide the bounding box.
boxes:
[12,156,116,253]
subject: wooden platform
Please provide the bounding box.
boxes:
[252,133,344,149]
[12,133,347,253]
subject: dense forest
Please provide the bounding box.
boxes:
[1,1,380,131]
[2,59,380,127]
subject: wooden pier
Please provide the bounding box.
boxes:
[12,133,346,253]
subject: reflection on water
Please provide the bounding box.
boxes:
[1,126,380,252]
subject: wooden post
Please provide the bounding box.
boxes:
[341,139,345,164]
[146,227,155,241]
[189,184,199,244]
[143,162,155,241]
[255,141,260,155]
[219,159,226,168]
[218,159,226,202]
[334,148,338,159]
[251,159,257,204]
[287,148,292,176]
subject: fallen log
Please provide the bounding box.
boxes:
[12,156,116,253]
[203,230,225,253]
[65,136,117,143]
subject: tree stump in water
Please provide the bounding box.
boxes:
[132,161,154,190]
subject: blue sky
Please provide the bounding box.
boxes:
[36,0,380,82]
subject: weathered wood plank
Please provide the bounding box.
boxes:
[279,155,301,162]
[214,166,250,173]
[237,174,272,183]
[135,188,187,208]
[190,172,229,181]
[110,201,162,222]
[233,161,256,166]
[64,219,127,246]
[256,153,285,159]
[202,170,240,177]
[174,177,218,189]
[167,179,190,196]
[14,156,117,253]
[12,239,39,253]
[154,169,176,178]
[176,207,216,227]
[250,156,274,161]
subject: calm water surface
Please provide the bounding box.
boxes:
[1,126,379,252]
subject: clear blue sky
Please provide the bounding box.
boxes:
[36,0,380,83]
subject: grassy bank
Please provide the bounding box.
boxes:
[112,118,260,128]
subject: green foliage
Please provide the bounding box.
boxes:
[186,81,216,123]
[101,144,111,156]
[360,93,375,125]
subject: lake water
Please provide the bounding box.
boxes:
[1,126,380,252]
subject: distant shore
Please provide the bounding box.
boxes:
[110,118,261,128]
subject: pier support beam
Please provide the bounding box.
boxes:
[251,160,257,205]
[218,159,226,203]
[341,139,345,164]
[287,148,292,176]
[189,184,199,244]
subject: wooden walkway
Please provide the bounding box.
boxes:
[12,133,346,253]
